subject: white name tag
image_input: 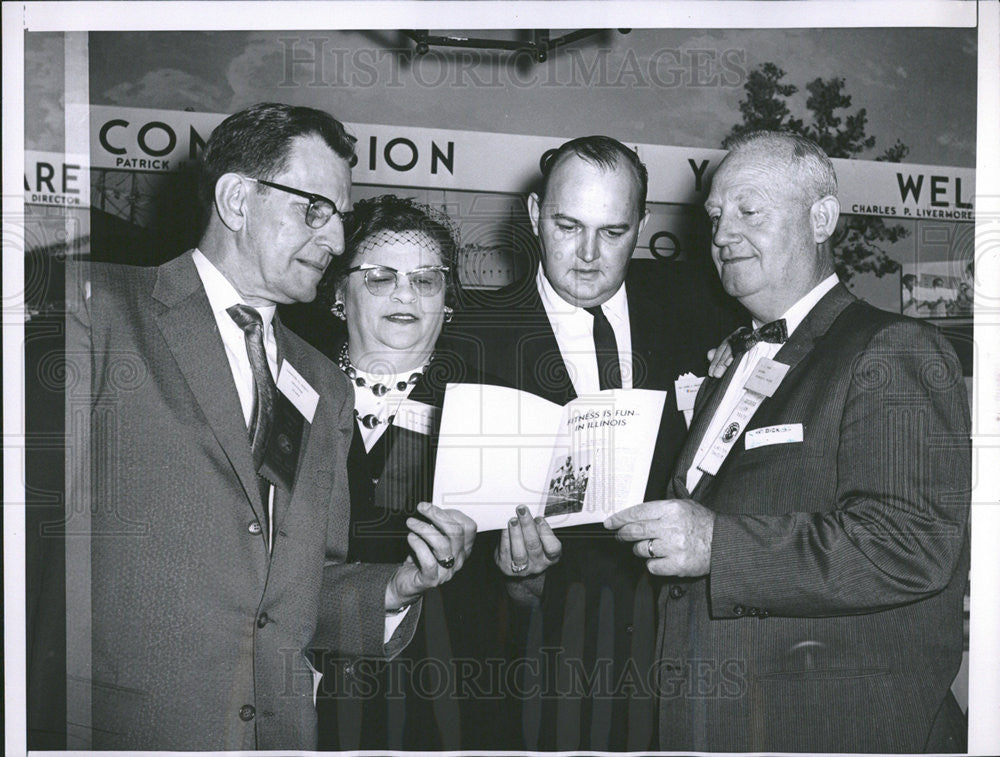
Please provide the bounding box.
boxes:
[394,399,438,437]
[674,373,705,412]
[743,357,790,397]
[276,361,319,423]
[745,423,804,450]
[697,388,766,476]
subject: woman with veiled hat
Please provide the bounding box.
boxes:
[313,195,520,750]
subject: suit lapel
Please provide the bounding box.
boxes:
[152,251,266,527]
[682,284,858,497]
[373,357,445,511]
[770,283,856,375]
[626,282,653,385]
[523,283,577,404]
[270,319,333,537]
[669,355,742,498]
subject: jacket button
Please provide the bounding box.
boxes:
[669,585,687,599]
[759,609,769,619]
[247,521,262,535]
[239,704,255,722]
[748,607,759,617]
[625,624,634,634]
[733,604,746,616]
[257,612,270,628]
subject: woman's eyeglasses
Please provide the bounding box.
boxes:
[243,176,340,229]
[345,263,449,297]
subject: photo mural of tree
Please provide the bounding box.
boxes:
[723,62,910,282]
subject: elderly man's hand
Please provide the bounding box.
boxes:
[604,499,715,577]
[386,502,477,611]
[494,505,562,578]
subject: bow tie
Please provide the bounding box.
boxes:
[728,319,788,356]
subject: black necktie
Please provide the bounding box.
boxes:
[728,319,788,357]
[227,305,278,524]
[585,305,622,390]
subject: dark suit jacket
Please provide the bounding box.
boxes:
[53,251,417,750]
[315,349,519,751]
[658,284,970,753]
[444,262,738,751]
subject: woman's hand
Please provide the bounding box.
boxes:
[386,503,477,611]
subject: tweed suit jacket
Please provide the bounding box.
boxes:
[657,283,970,753]
[62,251,417,751]
[445,263,735,751]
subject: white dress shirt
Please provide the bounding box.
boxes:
[536,265,634,395]
[685,274,839,493]
[192,249,278,426]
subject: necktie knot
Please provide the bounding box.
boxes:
[227,303,264,333]
[728,319,788,356]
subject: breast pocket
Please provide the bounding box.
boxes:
[713,426,836,515]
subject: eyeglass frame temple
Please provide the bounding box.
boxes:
[242,176,341,218]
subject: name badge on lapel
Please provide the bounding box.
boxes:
[276,361,319,423]
[394,399,439,437]
[258,361,314,491]
[697,357,790,476]
[745,423,804,450]
[743,357,790,397]
[674,372,705,429]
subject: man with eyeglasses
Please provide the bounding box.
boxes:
[43,103,475,750]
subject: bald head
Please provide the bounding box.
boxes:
[726,131,838,207]
[705,131,841,322]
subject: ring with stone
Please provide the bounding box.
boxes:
[510,560,529,574]
[437,555,456,569]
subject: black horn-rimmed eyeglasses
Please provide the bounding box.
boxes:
[242,176,341,229]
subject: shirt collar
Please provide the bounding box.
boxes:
[535,264,628,323]
[755,273,839,338]
[192,248,277,329]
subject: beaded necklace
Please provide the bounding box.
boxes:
[337,343,432,429]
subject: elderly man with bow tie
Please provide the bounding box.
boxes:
[606,131,970,753]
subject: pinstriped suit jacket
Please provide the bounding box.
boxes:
[61,251,417,751]
[657,283,970,753]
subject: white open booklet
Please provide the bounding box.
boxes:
[432,383,666,532]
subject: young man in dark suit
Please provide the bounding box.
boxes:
[37,103,476,750]
[607,131,970,753]
[446,136,735,750]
